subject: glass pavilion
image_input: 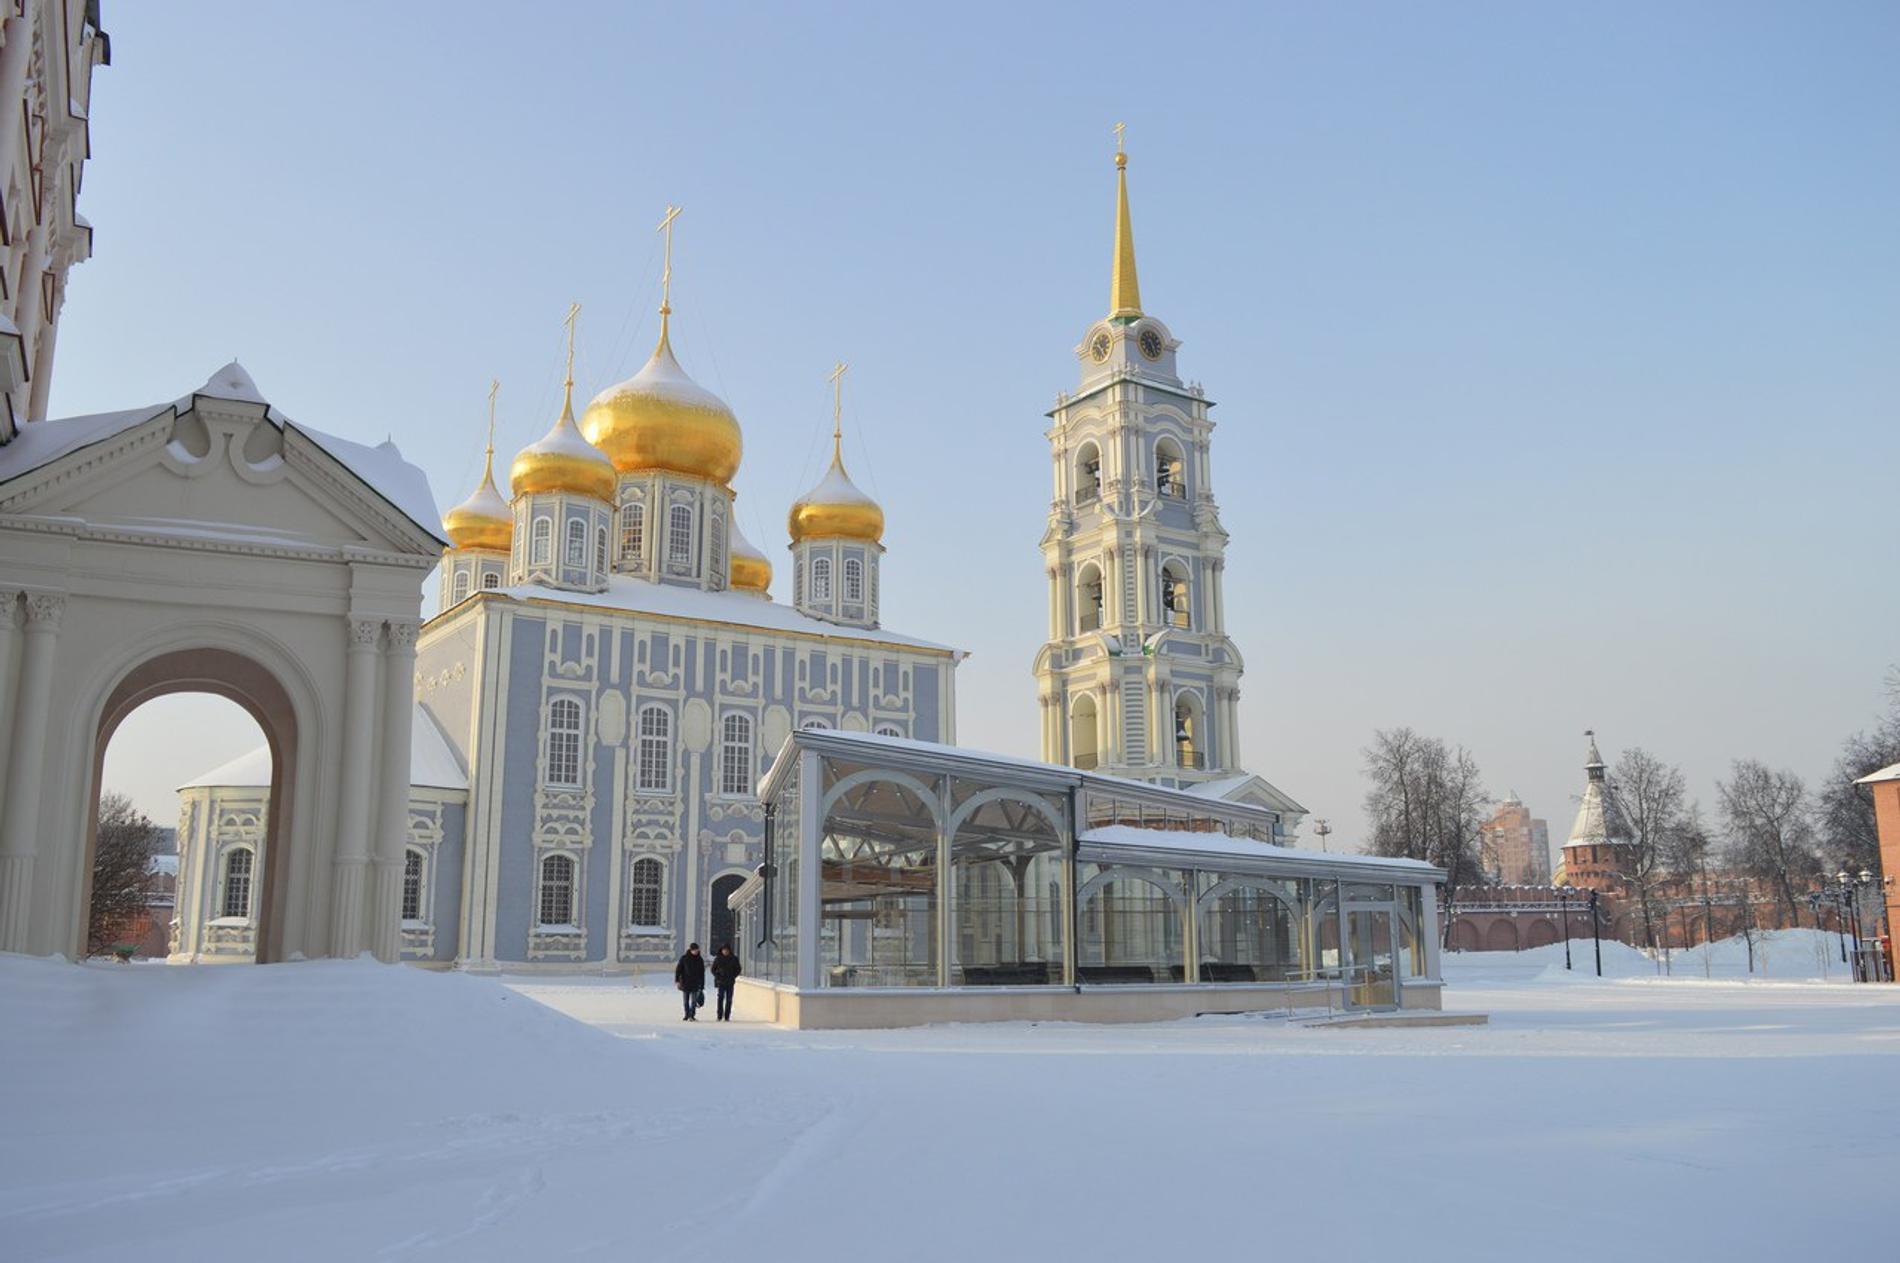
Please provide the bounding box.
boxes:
[729,730,1445,1029]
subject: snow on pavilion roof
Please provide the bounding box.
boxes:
[1854,761,1900,786]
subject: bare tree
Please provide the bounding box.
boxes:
[1362,728,1488,919]
[89,791,159,957]
[1717,760,1818,927]
[1816,682,1900,872]
[1604,748,1689,956]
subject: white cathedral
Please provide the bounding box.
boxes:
[164,142,1306,969]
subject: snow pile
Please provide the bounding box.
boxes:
[1446,929,1862,984]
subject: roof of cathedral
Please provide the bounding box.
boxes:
[727,517,772,594]
[581,316,743,485]
[0,362,447,546]
[179,704,467,791]
[508,379,616,501]
[488,575,957,655]
[788,448,884,545]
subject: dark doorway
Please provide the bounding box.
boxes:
[709,874,745,955]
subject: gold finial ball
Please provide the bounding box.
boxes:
[1115,151,1128,170]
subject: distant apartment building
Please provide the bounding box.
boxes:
[1480,794,1551,886]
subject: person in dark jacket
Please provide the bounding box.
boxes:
[709,944,742,1021]
[674,943,706,1021]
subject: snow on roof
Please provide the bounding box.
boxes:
[1855,761,1900,786]
[288,421,445,546]
[1080,824,1440,875]
[592,335,735,417]
[179,704,466,790]
[0,402,172,485]
[795,457,878,509]
[0,363,445,546]
[492,575,959,655]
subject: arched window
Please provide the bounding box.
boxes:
[628,856,665,928]
[219,848,255,919]
[1077,562,1104,633]
[401,849,425,922]
[595,525,608,573]
[1155,439,1186,498]
[668,504,693,564]
[637,705,673,792]
[710,515,726,579]
[1076,443,1102,503]
[811,557,832,601]
[844,557,863,603]
[451,569,471,604]
[800,718,831,731]
[1161,563,1190,629]
[565,519,587,566]
[537,853,575,926]
[875,724,903,739]
[481,571,500,590]
[1070,693,1100,770]
[1174,694,1203,769]
[530,516,553,565]
[547,697,582,787]
[621,497,645,564]
[719,711,754,796]
[793,557,805,605]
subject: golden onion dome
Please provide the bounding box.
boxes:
[509,381,617,502]
[581,318,743,485]
[442,444,513,551]
[728,518,773,596]
[789,438,884,545]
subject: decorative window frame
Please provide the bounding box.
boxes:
[216,844,257,923]
[626,854,669,934]
[530,515,553,566]
[529,849,587,961]
[545,695,585,788]
[635,702,676,795]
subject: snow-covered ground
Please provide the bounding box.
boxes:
[4,938,1897,1262]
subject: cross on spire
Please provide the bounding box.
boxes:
[561,303,581,388]
[485,378,499,456]
[1114,120,1126,166]
[827,360,849,461]
[657,204,682,316]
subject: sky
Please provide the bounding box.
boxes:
[82,1,1899,851]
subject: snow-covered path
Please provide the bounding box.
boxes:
[4,948,1897,1261]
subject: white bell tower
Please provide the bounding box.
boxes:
[1033,130,1246,788]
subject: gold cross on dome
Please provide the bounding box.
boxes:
[657,204,682,313]
[827,360,849,434]
[1114,121,1126,153]
[485,378,499,453]
[562,303,581,385]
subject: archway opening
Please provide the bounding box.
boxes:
[1173,693,1204,770]
[88,648,299,964]
[1070,694,1099,770]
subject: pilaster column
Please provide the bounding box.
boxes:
[328,616,382,958]
[26,266,64,422]
[0,590,20,809]
[367,619,418,963]
[0,13,33,196]
[0,592,63,952]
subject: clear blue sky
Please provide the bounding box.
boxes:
[82,2,1899,849]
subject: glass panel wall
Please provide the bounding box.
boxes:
[950,791,1066,986]
[754,774,801,986]
[1196,876,1306,982]
[1399,885,1426,978]
[1077,863,1186,983]
[818,770,939,987]
[1347,909,1396,1007]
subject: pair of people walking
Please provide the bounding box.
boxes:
[674,942,741,1021]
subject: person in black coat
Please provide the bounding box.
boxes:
[674,943,706,1021]
[709,944,742,1021]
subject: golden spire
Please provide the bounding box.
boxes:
[1110,122,1142,320]
[656,203,682,342]
[827,360,848,464]
[442,378,514,551]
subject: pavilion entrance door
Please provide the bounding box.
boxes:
[709,875,745,955]
[1346,909,1398,1009]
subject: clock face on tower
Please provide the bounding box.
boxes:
[1089,332,1112,363]
[1138,328,1165,360]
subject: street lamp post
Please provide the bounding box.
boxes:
[1556,884,1573,970]
[1589,887,1603,977]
